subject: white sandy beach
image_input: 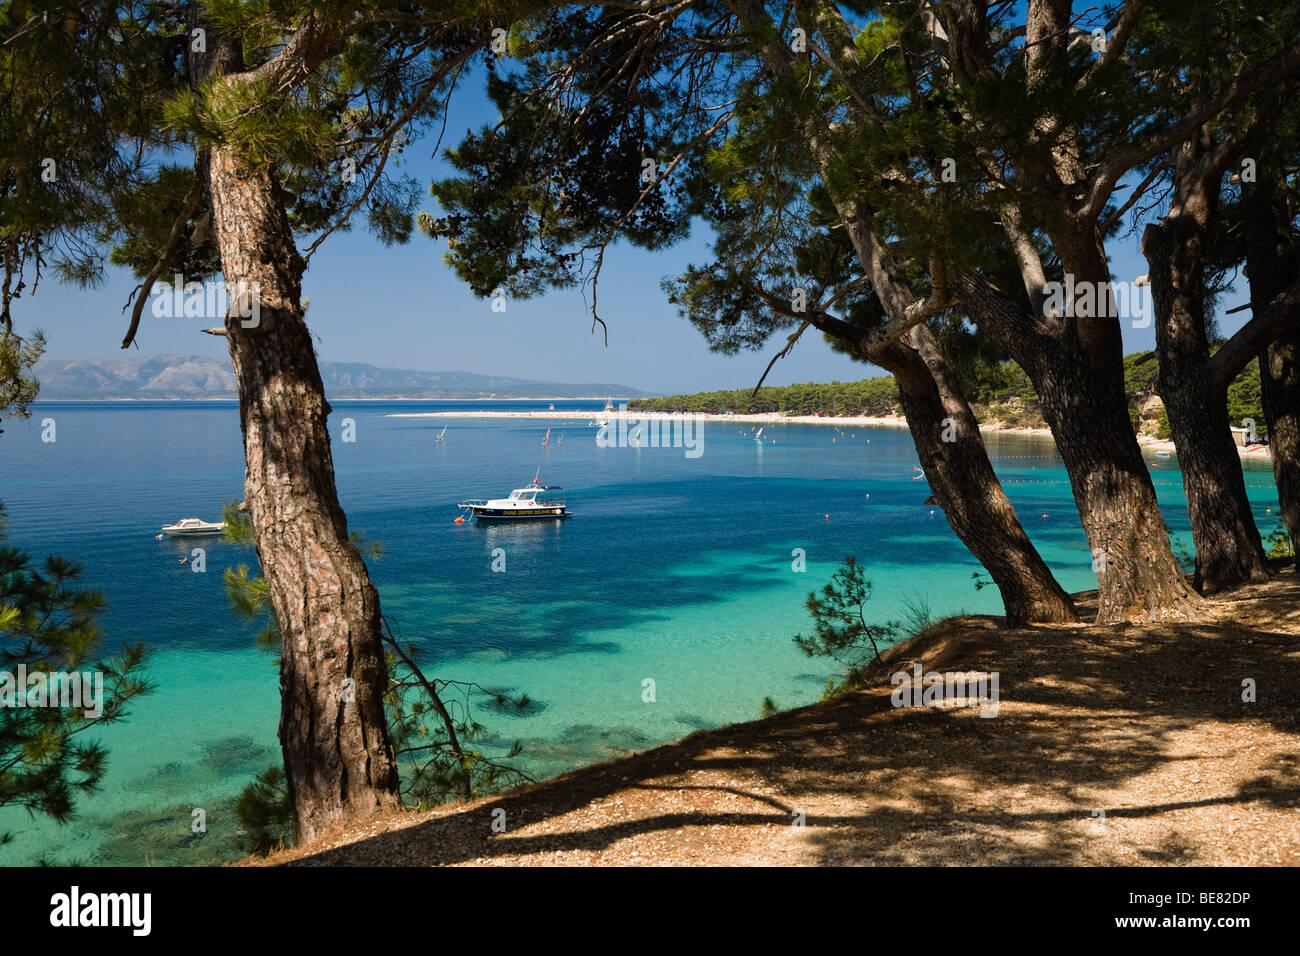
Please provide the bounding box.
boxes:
[388,407,919,428]
[388,407,1273,460]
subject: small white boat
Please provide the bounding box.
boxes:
[160,517,226,537]
[458,471,572,522]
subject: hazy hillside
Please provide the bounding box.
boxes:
[34,355,650,400]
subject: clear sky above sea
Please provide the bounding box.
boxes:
[13,67,1252,397]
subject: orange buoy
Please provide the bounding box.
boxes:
[1041,513,1048,518]
[824,514,830,520]
[454,516,465,524]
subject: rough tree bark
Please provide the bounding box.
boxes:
[1140,133,1269,592]
[730,0,1077,623]
[192,17,401,845]
[949,0,1201,622]
[1244,167,1300,546]
[873,327,1078,624]
[958,272,1202,623]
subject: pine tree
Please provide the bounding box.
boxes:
[3,0,561,847]
[0,502,153,842]
[426,3,1079,624]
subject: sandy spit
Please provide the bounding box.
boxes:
[385,408,1272,458]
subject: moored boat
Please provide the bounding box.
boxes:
[160,517,226,537]
[457,472,572,521]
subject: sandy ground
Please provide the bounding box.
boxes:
[254,569,1300,867]
[1135,433,1273,461]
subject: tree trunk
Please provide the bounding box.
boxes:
[734,15,1074,624]
[194,21,401,846]
[1142,205,1269,592]
[873,326,1078,625]
[1259,335,1300,545]
[1244,169,1300,546]
[958,272,1202,623]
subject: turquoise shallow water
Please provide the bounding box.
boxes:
[0,402,1282,864]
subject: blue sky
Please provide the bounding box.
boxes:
[13,67,1250,397]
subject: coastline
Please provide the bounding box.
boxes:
[387,408,1273,460]
[31,395,643,403]
[1135,432,1274,461]
[389,407,1007,431]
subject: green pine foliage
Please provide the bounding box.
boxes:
[793,556,898,684]
[1,2,165,309]
[0,329,44,435]
[1226,359,1267,437]
[0,502,153,842]
[232,765,291,857]
[1266,523,1295,560]
[632,349,1266,432]
[1156,409,1173,440]
[631,376,900,417]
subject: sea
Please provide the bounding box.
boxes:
[0,400,1282,864]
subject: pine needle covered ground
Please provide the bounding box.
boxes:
[251,570,1300,867]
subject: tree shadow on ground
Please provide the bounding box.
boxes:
[275,573,1300,866]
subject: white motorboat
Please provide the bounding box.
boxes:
[160,517,226,537]
[457,471,572,522]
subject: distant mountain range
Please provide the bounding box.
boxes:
[34,355,651,400]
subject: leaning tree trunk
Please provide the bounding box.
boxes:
[1143,215,1269,592]
[873,326,1078,625]
[958,272,1201,623]
[1259,334,1300,546]
[195,24,401,845]
[1245,168,1300,547]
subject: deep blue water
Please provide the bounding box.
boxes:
[0,401,1282,864]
